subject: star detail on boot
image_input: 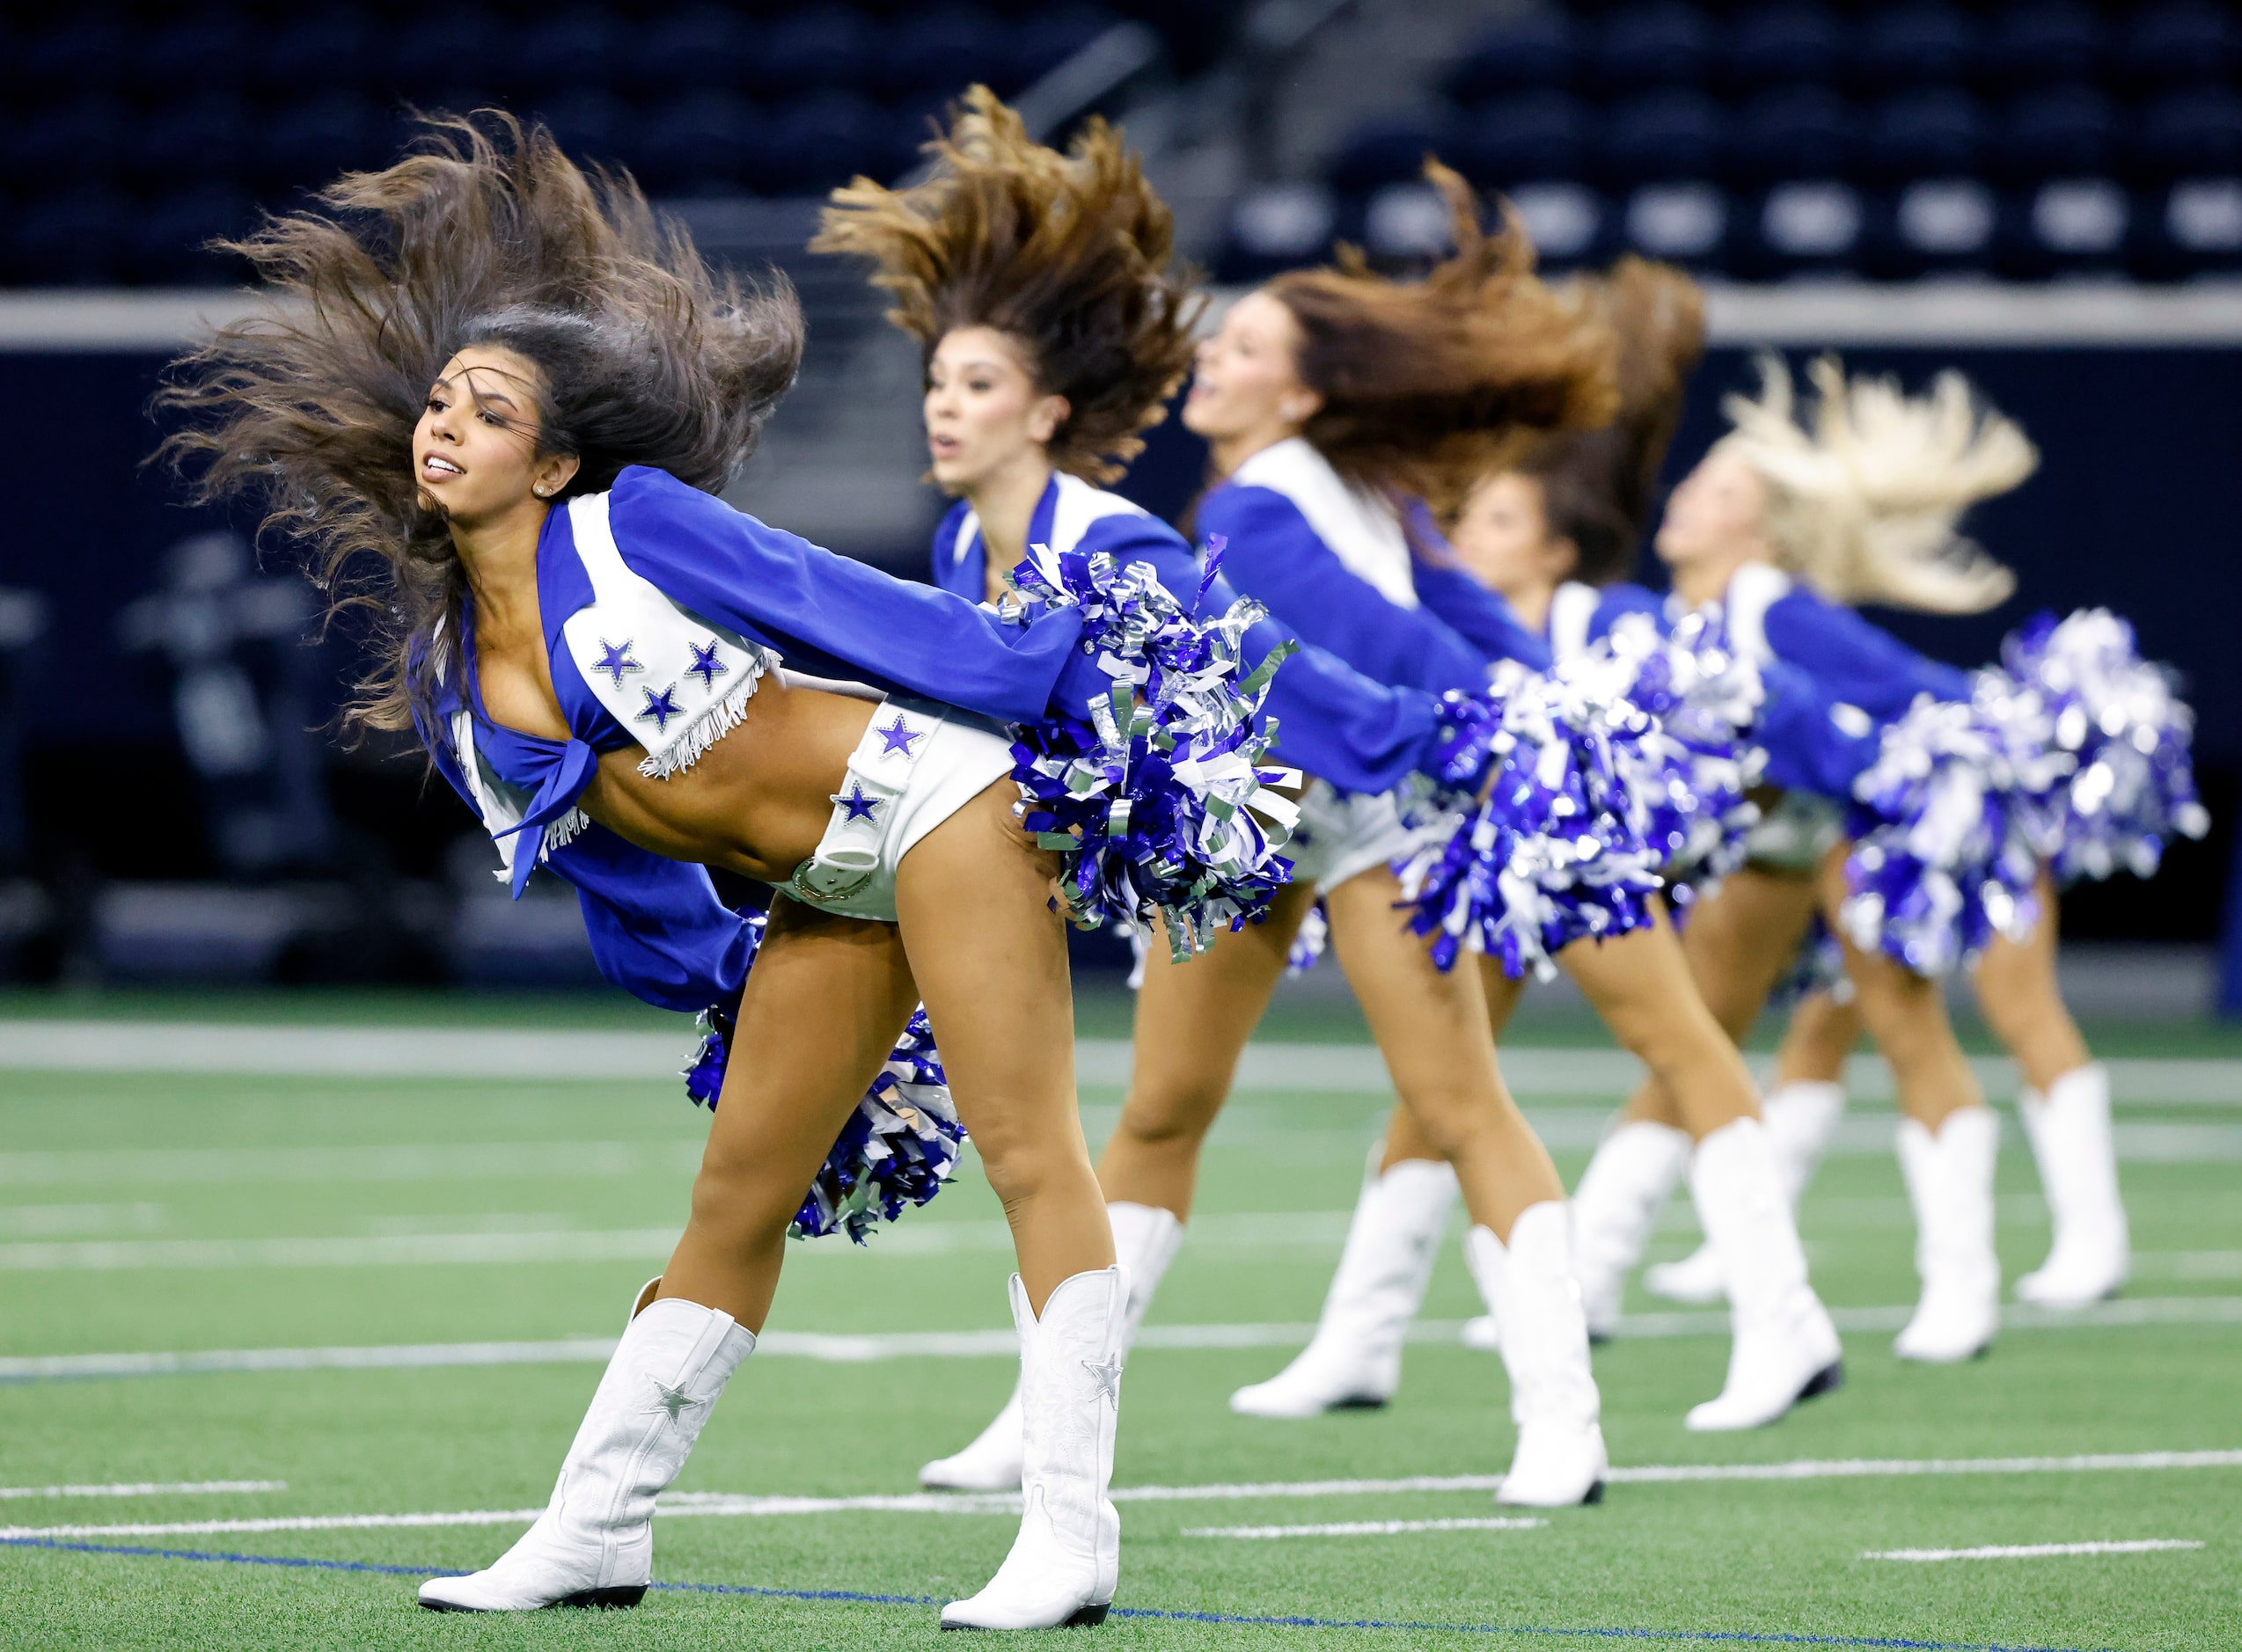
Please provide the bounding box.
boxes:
[651,1379,702,1424]
[1082,1354,1123,1406]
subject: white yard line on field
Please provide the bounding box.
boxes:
[0,1141,705,1188]
[5,1452,2237,1543]
[5,1020,2241,1106]
[7,1298,2239,1383]
[0,1210,1363,1273]
[1185,1517,1548,1539]
[1863,1540,2204,1561]
[0,1480,283,1501]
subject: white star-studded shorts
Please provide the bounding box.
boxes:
[775,694,1019,923]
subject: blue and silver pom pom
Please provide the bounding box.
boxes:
[1396,662,1667,980]
[1840,693,2050,977]
[1568,609,1765,909]
[1992,608,2209,885]
[683,916,966,1246]
[1005,536,1300,961]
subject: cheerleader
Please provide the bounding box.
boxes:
[1267,257,1726,1360]
[1659,600,2207,1312]
[1591,357,2042,1365]
[1157,179,1836,1436]
[157,115,1286,1629]
[1226,252,1843,1429]
[825,100,1617,1507]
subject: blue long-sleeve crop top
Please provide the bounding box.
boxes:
[1196,439,1549,696]
[414,466,1136,1008]
[931,471,1457,798]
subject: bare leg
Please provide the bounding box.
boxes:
[1377,957,1523,1171]
[1559,903,1764,1141]
[1651,984,1863,1306]
[1239,871,1605,1499]
[421,895,913,1613]
[1970,869,2092,1093]
[895,781,1113,1312]
[1776,990,1863,1087]
[1973,867,2125,1306]
[1620,868,1821,1129]
[1816,848,1982,1134]
[1096,879,1317,1218]
[1817,846,2001,1361]
[1325,867,1563,1241]
[660,896,920,1330]
[1556,897,1841,1427]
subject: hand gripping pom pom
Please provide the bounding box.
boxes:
[683,914,967,1245]
[1993,608,2209,887]
[1839,694,2051,977]
[1392,660,1671,981]
[1002,536,1300,961]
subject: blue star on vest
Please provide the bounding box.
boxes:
[832,782,881,824]
[685,640,728,691]
[637,684,684,733]
[592,639,643,687]
[876,714,923,758]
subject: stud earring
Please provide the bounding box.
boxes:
[535,485,551,496]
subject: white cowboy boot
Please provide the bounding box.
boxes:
[1229,1152,1458,1417]
[1646,1081,1848,1305]
[419,1293,755,1612]
[941,1267,1126,1631]
[1464,1205,1607,1507]
[1894,1107,2001,1363]
[921,1203,1180,1491]
[1683,1118,1843,1431]
[2014,1064,2128,1308]
[1569,1121,1691,1339]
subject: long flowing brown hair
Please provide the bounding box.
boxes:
[811,85,1199,484]
[1265,162,1618,516]
[1511,257,1706,585]
[156,112,804,738]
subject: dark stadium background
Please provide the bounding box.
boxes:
[3,0,2238,1004]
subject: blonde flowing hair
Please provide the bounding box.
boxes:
[1718,355,2033,613]
[812,85,1199,483]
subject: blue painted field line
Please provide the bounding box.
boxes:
[0,1535,2106,1652]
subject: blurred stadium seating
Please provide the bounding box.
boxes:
[1217,0,2242,281]
[0,0,1223,286]
[2,1,2238,995]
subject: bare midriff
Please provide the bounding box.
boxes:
[576,676,880,883]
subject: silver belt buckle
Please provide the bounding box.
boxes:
[791,859,876,905]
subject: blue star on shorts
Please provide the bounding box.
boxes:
[832,782,882,823]
[876,714,923,757]
[637,684,684,733]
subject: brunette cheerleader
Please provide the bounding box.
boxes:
[160,114,1286,1628]
[1206,237,1841,1433]
[820,98,1623,1506]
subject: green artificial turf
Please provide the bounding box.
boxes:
[1,995,2238,1650]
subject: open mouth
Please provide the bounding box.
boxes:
[421,454,465,480]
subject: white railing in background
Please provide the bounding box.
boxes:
[10,280,2242,354]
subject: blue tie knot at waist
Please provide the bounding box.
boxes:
[489,733,601,898]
